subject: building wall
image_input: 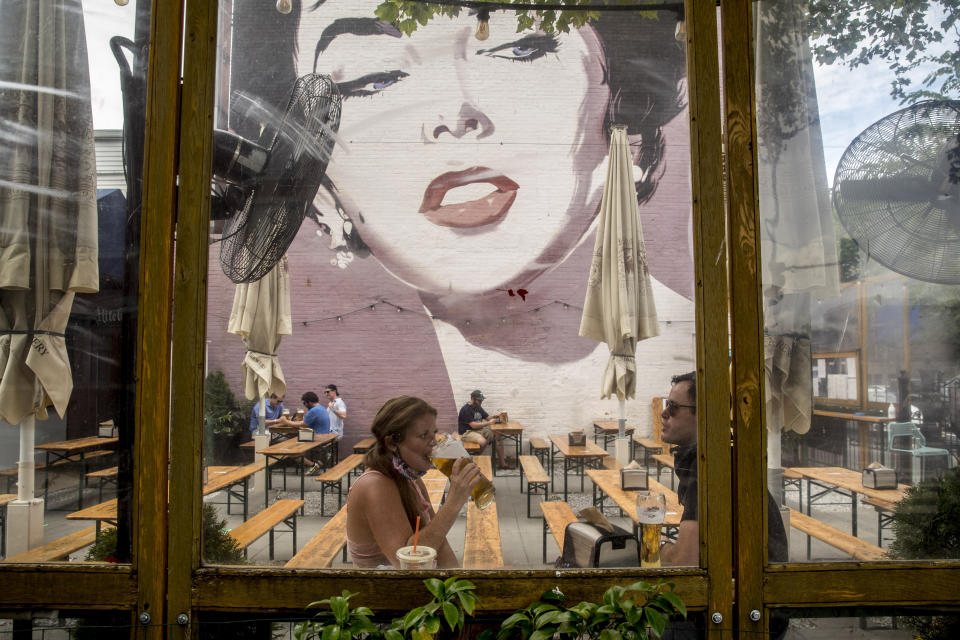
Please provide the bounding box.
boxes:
[205,3,698,451]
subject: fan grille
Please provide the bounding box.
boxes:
[833,100,960,284]
[220,73,342,283]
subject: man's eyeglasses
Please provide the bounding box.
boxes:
[664,399,695,416]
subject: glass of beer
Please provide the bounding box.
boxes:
[636,491,666,567]
[430,434,495,509]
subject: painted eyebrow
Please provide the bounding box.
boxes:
[312,18,403,71]
[476,33,560,55]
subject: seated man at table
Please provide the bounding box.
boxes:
[279,391,331,475]
[249,393,285,435]
[659,371,788,566]
[457,389,511,469]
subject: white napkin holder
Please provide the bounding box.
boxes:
[621,468,649,491]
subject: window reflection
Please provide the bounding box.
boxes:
[756,0,960,563]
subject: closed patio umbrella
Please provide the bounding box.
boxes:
[0,0,100,518]
[227,256,291,434]
[579,125,659,461]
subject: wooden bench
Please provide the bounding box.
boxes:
[652,452,676,489]
[463,441,483,455]
[528,437,550,466]
[3,524,114,563]
[601,457,624,470]
[228,498,303,561]
[519,456,550,518]
[423,469,448,511]
[203,460,266,520]
[285,505,349,568]
[473,456,493,482]
[1,450,114,495]
[463,501,503,568]
[86,466,119,503]
[539,501,578,564]
[787,508,886,561]
[352,437,375,455]
[314,454,365,516]
[631,397,666,466]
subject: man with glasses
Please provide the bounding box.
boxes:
[325,384,347,436]
[659,371,788,566]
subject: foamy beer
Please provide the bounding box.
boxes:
[430,434,495,509]
[636,491,666,568]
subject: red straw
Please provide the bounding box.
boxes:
[413,516,421,552]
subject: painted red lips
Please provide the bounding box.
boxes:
[419,167,519,228]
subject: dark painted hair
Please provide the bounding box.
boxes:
[228,1,686,206]
[364,396,438,527]
[671,370,697,411]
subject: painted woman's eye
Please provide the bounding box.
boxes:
[338,70,409,98]
[478,34,559,63]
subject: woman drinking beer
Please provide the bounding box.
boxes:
[346,396,484,568]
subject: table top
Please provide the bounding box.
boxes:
[67,498,118,522]
[36,435,119,452]
[491,421,523,436]
[257,433,338,456]
[203,461,264,494]
[586,469,683,526]
[592,420,636,435]
[787,466,908,502]
[549,434,609,458]
[813,410,895,424]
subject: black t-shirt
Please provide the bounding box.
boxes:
[457,403,488,435]
[672,444,789,563]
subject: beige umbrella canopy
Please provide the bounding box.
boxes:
[0,0,100,501]
[580,125,659,441]
[227,256,291,433]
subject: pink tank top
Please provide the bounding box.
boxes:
[346,469,433,568]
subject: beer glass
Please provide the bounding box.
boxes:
[430,434,495,509]
[636,491,666,567]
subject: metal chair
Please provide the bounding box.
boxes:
[887,421,951,484]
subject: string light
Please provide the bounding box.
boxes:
[275,0,292,14]
[475,7,490,40]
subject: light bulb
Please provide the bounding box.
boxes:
[276,0,292,15]
[114,0,129,6]
[475,8,490,41]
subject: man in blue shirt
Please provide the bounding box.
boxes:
[249,393,284,434]
[279,391,331,474]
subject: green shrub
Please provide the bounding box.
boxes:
[205,369,253,436]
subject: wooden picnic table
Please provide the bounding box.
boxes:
[36,435,118,509]
[258,434,339,512]
[66,498,118,536]
[586,469,683,540]
[592,420,636,451]
[787,466,908,538]
[203,461,265,520]
[549,435,609,501]
[490,421,523,476]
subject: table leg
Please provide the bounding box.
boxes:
[77,451,87,509]
[550,445,556,493]
[265,456,273,509]
[851,492,858,538]
[243,478,249,521]
[564,458,569,502]
[299,460,306,515]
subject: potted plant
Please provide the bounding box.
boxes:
[888,466,960,639]
[294,578,686,640]
[204,370,254,465]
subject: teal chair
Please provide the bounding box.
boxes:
[887,421,950,484]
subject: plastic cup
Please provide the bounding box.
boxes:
[396,545,437,569]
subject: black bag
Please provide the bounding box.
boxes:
[556,522,640,568]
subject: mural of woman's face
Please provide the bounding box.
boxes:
[298,0,611,296]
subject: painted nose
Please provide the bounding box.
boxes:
[431,102,494,140]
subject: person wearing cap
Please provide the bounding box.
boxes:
[457,390,510,469]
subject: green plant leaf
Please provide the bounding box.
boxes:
[411,627,433,640]
[501,612,529,629]
[320,624,340,640]
[529,630,553,640]
[599,629,622,640]
[456,591,477,615]
[404,607,423,631]
[384,629,403,640]
[445,578,476,594]
[442,602,460,630]
[644,609,666,637]
[658,591,687,617]
[424,578,445,599]
[424,616,441,634]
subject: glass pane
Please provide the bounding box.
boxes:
[1,0,145,563]
[756,0,960,562]
[0,611,131,640]
[202,1,698,569]
[771,607,960,640]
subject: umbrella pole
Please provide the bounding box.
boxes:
[257,392,267,436]
[615,397,631,465]
[18,414,35,501]
[7,415,44,555]
[254,392,270,497]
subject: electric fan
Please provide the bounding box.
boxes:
[212,73,342,283]
[833,100,960,284]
